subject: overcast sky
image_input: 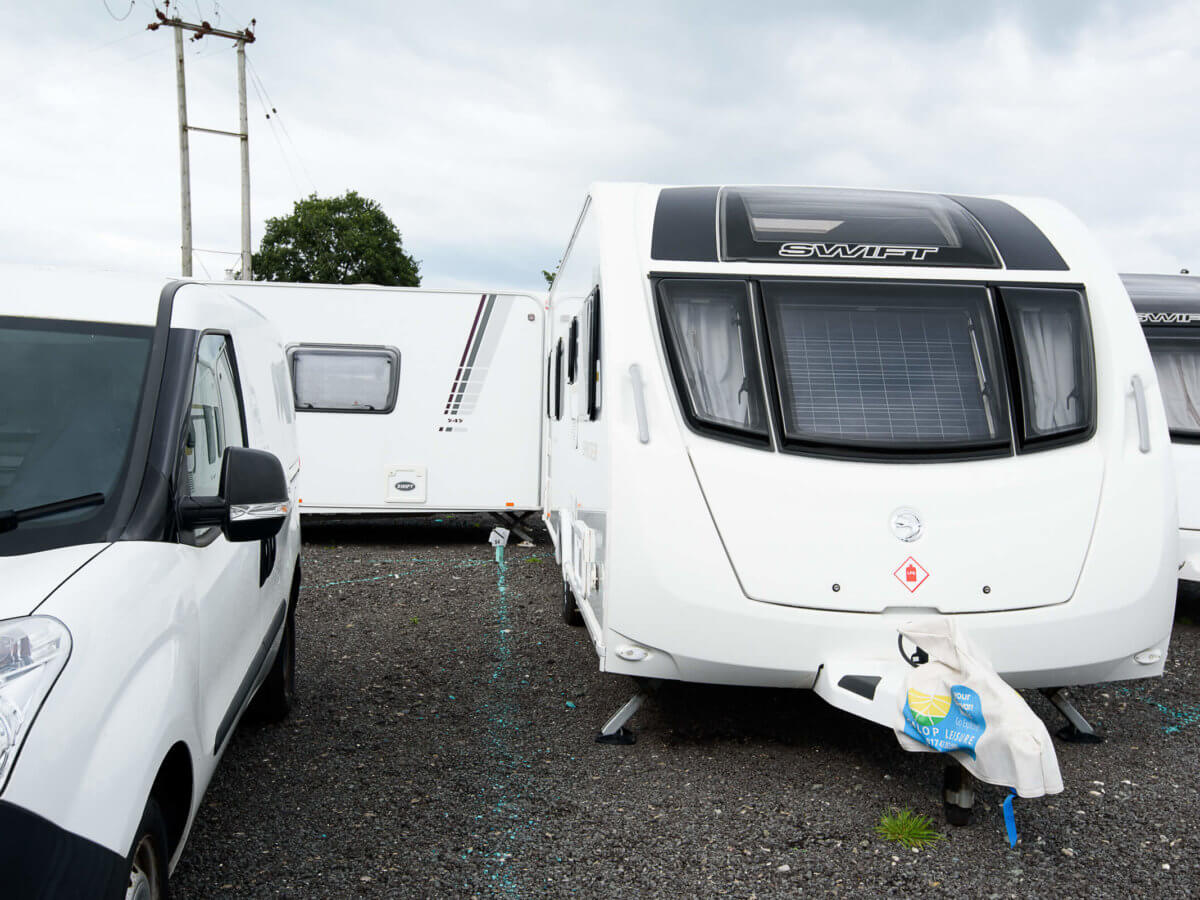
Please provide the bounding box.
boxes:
[1,0,1196,292]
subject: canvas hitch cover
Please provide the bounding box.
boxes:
[894,617,1063,799]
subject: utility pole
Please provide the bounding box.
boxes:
[173,25,192,277]
[148,8,256,279]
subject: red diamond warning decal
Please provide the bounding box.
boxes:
[893,556,930,593]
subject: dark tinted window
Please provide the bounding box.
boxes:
[761,281,1008,451]
[567,317,579,384]
[554,339,564,421]
[722,187,999,268]
[585,289,602,421]
[0,317,153,555]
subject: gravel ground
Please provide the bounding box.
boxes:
[171,515,1200,898]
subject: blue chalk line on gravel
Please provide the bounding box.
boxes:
[462,543,534,896]
[1112,684,1200,733]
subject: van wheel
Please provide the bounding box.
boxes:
[562,580,584,627]
[126,798,170,900]
[251,608,296,722]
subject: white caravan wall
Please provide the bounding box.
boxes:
[210,282,545,514]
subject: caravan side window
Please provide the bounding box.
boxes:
[546,352,554,419]
[289,344,400,414]
[554,339,565,421]
[567,318,579,384]
[584,288,601,420]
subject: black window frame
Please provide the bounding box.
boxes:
[554,338,564,421]
[174,330,249,547]
[994,285,1097,453]
[585,287,602,421]
[654,277,772,449]
[651,273,1097,463]
[759,279,1013,461]
[287,343,401,415]
[1142,327,1200,445]
[567,317,579,384]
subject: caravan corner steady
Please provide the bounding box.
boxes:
[1124,272,1200,585]
[544,184,1177,773]
[209,281,545,535]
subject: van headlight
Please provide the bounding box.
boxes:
[0,617,71,790]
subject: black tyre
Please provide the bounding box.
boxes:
[251,568,300,722]
[561,579,584,626]
[251,608,296,722]
[126,797,170,900]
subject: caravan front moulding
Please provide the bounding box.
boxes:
[544,183,1177,719]
[209,282,545,519]
[1125,272,1200,584]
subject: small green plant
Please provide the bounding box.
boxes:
[874,808,943,849]
[409,616,419,625]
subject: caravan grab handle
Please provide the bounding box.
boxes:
[630,364,650,444]
[1131,374,1150,454]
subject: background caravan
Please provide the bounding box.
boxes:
[1124,272,1200,586]
[214,282,545,532]
[544,183,1177,747]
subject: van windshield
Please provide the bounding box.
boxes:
[0,317,153,556]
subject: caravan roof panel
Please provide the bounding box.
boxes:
[649,185,1069,272]
[1123,273,1200,319]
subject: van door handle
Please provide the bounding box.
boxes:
[629,364,650,444]
[1131,374,1151,453]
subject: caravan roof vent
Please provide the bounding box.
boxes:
[720,187,1000,268]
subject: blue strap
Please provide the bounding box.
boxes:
[1002,788,1018,848]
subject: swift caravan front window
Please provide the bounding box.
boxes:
[658,280,768,441]
[761,281,1008,456]
[998,287,1094,448]
[1146,338,1200,441]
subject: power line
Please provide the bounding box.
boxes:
[247,69,305,196]
[102,0,136,21]
[246,56,318,193]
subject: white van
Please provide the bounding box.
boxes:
[1124,272,1200,584]
[545,184,1177,737]
[0,266,300,897]
[210,281,544,526]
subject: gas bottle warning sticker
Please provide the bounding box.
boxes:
[893,556,930,592]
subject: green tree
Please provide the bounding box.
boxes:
[253,191,420,286]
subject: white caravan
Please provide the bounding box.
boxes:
[212,282,544,525]
[1125,273,1200,585]
[544,184,1177,743]
[0,266,300,896]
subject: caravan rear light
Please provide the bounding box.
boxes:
[1134,649,1164,665]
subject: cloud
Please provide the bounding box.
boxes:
[1,0,1196,290]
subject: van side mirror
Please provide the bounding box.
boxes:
[178,446,290,542]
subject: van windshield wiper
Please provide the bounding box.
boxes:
[0,493,106,534]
